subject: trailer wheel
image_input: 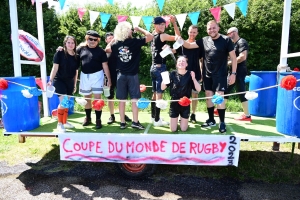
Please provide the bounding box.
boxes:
[115,163,157,179]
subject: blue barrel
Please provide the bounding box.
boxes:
[276,72,300,137]
[249,71,278,117]
[47,76,74,115]
[0,76,40,132]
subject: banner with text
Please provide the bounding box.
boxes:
[59,134,240,166]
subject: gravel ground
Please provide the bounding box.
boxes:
[1,160,300,200]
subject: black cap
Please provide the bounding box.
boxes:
[86,30,100,38]
[105,32,114,39]
[153,17,166,24]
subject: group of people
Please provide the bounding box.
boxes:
[48,16,250,134]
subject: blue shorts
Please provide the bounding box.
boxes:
[116,73,141,99]
[150,64,167,94]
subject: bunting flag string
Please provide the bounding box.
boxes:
[38,0,249,30]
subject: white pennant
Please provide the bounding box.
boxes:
[175,13,187,31]
[223,3,236,19]
[89,10,99,27]
[46,0,55,8]
[130,16,142,28]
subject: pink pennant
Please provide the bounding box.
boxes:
[31,0,35,5]
[210,7,222,23]
[78,8,87,22]
[117,15,128,23]
[162,15,170,27]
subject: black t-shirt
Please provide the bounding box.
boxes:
[176,45,203,80]
[151,33,166,65]
[235,38,249,68]
[107,52,117,74]
[196,35,234,77]
[168,70,195,100]
[76,46,108,74]
[53,50,80,79]
[111,37,146,75]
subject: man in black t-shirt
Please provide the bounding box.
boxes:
[225,27,251,121]
[175,25,202,123]
[182,20,237,133]
[106,22,153,130]
[104,32,132,125]
[77,30,111,129]
[150,16,181,127]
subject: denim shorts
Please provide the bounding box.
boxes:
[150,64,167,94]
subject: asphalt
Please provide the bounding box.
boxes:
[1,160,300,200]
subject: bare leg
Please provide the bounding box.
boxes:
[242,101,250,115]
[131,99,138,122]
[119,100,125,123]
[170,117,178,132]
[191,92,198,114]
[180,118,189,132]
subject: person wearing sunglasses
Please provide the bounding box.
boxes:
[224,27,251,121]
[104,32,132,125]
[173,25,203,124]
[181,20,237,134]
[150,16,181,127]
[77,30,111,129]
[105,22,153,130]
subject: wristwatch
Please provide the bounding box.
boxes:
[231,72,237,75]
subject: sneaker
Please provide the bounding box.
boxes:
[107,116,115,124]
[201,119,216,128]
[82,118,91,126]
[125,115,132,122]
[235,114,252,122]
[57,122,65,133]
[214,109,219,116]
[219,122,226,133]
[120,122,127,129]
[190,113,196,123]
[95,119,102,129]
[131,121,145,130]
[64,121,74,129]
[153,119,169,127]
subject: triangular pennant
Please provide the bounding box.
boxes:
[78,8,87,22]
[130,16,142,28]
[188,11,200,25]
[236,0,248,17]
[175,13,187,31]
[162,15,170,27]
[100,12,112,29]
[31,0,35,5]
[213,0,217,6]
[59,0,66,10]
[117,15,128,23]
[210,7,221,23]
[156,0,165,12]
[223,3,236,19]
[107,0,113,5]
[142,16,153,31]
[89,10,99,27]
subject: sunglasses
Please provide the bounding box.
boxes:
[88,38,98,42]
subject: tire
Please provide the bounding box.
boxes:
[114,163,157,179]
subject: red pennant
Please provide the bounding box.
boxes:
[35,78,44,90]
[0,79,8,90]
[293,67,299,71]
[280,75,297,90]
[210,7,222,23]
[92,100,105,110]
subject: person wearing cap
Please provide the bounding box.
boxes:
[77,30,111,129]
[182,20,237,133]
[105,22,153,130]
[150,15,181,127]
[104,32,132,124]
[224,27,251,121]
[173,25,203,124]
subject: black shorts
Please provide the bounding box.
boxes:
[53,78,74,96]
[169,102,190,119]
[116,73,141,99]
[104,71,117,99]
[224,66,247,102]
[203,75,227,92]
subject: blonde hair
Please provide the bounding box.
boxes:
[113,21,132,42]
